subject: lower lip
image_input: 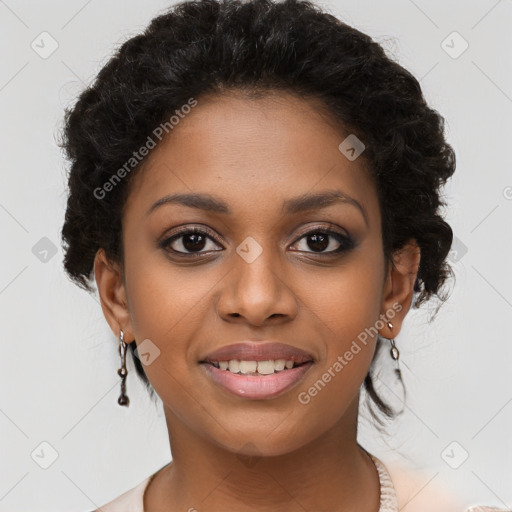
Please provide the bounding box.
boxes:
[201,362,313,399]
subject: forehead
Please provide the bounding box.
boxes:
[123,91,378,223]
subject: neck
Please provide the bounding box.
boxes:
[146,398,381,512]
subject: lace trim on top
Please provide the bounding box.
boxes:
[368,454,400,511]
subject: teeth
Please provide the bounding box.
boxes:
[228,359,240,373]
[257,360,275,375]
[239,360,257,374]
[215,359,299,375]
[274,359,286,371]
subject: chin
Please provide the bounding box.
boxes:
[201,415,320,458]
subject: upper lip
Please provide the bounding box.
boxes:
[201,342,314,364]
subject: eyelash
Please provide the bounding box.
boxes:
[159,225,355,257]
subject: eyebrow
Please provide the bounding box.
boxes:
[146,190,368,226]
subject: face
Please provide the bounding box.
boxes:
[95,90,418,457]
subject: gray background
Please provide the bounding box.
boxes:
[1,0,511,510]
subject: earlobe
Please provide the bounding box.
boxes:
[380,239,421,337]
[93,248,135,343]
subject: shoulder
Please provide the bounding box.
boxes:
[382,457,507,512]
[89,475,152,512]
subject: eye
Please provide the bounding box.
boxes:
[160,225,355,257]
[290,228,354,254]
[160,227,223,255]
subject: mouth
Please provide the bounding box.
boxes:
[199,342,314,399]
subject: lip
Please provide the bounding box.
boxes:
[201,342,314,364]
[201,361,314,400]
[199,341,315,400]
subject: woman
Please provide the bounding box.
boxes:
[60,0,502,510]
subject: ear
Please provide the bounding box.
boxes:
[379,239,421,339]
[94,248,135,343]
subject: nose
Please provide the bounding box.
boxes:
[216,244,298,327]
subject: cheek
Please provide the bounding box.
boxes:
[296,248,384,397]
[298,244,385,344]
[123,250,201,364]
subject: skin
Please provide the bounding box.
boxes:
[94,90,421,511]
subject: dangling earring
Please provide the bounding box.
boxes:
[118,329,129,407]
[386,320,400,362]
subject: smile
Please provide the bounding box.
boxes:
[202,359,313,400]
[199,341,315,399]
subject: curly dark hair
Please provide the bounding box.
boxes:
[59,0,455,422]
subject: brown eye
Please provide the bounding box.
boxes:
[305,233,330,252]
[291,230,354,254]
[161,228,223,254]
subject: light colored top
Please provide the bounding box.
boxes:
[93,454,507,512]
